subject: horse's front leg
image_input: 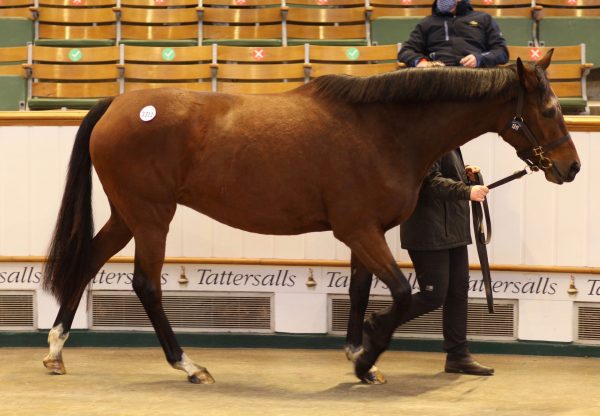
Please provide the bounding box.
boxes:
[345,253,386,384]
[343,226,412,384]
[345,253,372,358]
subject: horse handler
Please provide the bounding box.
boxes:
[400,151,493,375]
[395,0,509,375]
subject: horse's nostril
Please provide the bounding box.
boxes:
[568,161,581,181]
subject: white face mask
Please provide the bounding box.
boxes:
[437,0,457,13]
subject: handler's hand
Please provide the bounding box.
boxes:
[470,185,489,202]
[460,54,478,68]
[465,165,481,182]
[417,60,445,68]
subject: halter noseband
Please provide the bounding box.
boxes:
[502,85,571,177]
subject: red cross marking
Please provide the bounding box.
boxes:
[71,0,83,5]
[234,0,247,4]
[252,48,265,61]
[529,48,541,60]
[154,0,165,4]
[484,0,493,4]
[401,0,412,4]
[317,0,328,4]
[567,0,577,4]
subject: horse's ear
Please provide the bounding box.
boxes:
[516,57,525,79]
[536,48,554,71]
[516,57,536,90]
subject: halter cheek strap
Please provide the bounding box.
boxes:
[501,85,571,179]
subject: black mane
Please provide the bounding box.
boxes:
[306,65,520,104]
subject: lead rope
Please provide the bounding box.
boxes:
[470,166,535,313]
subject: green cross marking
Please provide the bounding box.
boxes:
[68,48,82,62]
[162,48,176,61]
[345,47,360,61]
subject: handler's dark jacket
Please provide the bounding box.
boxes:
[401,149,473,251]
[398,0,508,68]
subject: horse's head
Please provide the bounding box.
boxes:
[500,49,580,184]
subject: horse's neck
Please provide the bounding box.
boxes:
[449,100,509,144]
[388,97,513,176]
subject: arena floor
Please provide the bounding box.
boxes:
[0,348,598,416]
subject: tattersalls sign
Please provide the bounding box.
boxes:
[588,279,600,296]
[195,268,297,288]
[0,266,41,287]
[0,262,599,302]
[324,269,562,299]
[91,268,298,288]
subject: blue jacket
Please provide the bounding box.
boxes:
[398,0,509,68]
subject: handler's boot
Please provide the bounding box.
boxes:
[445,353,494,376]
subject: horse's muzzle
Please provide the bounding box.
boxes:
[566,160,581,182]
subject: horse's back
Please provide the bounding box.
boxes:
[92,87,317,141]
[89,88,337,233]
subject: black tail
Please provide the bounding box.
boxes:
[43,97,114,307]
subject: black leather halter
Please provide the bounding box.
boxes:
[502,85,571,180]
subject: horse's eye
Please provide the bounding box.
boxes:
[542,107,556,118]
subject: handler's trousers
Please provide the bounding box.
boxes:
[399,245,470,356]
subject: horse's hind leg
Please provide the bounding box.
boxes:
[44,210,132,374]
[342,226,412,384]
[131,225,214,384]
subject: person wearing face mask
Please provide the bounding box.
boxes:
[398,0,508,68]
[393,0,504,376]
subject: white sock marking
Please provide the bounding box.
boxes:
[47,324,69,360]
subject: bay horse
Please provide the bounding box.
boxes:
[42,50,579,384]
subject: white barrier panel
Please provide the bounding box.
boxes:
[0,127,597,266]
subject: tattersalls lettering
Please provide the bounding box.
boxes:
[0,267,41,284]
[587,279,600,296]
[92,270,168,285]
[93,270,134,285]
[196,268,296,287]
[325,271,417,291]
[469,276,557,295]
[325,271,347,288]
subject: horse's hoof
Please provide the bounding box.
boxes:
[344,345,363,362]
[354,353,373,381]
[188,367,215,384]
[43,356,66,375]
[360,366,387,385]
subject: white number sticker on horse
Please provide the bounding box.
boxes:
[139,105,157,122]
